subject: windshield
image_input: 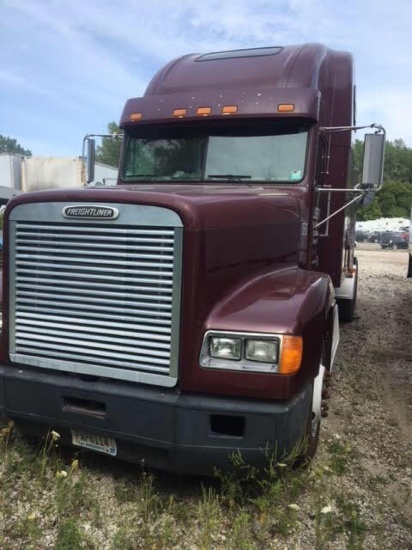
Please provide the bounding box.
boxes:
[122,121,309,183]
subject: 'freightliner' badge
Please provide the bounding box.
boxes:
[63,205,119,220]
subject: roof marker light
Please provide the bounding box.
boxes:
[222,105,238,115]
[130,112,143,121]
[277,104,295,112]
[197,107,212,116]
[173,108,187,118]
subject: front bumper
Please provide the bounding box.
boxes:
[0,364,311,476]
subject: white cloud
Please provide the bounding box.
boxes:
[1,0,412,152]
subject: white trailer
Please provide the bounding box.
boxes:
[0,154,117,200]
[356,217,410,233]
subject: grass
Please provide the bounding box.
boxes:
[0,421,316,549]
[0,419,407,549]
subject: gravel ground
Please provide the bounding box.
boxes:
[1,245,411,549]
[301,244,412,549]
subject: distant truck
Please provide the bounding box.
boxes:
[0,154,117,204]
[0,43,384,475]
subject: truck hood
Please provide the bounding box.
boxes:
[7,183,303,231]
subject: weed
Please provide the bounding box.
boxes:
[336,497,367,549]
[54,518,83,550]
[314,496,367,550]
[230,509,258,549]
[327,439,352,475]
[139,469,163,521]
[0,420,14,473]
[39,429,61,480]
[197,486,222,548]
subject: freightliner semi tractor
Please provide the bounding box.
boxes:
[0,44,385,475]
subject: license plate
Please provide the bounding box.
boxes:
[71,430,117,456]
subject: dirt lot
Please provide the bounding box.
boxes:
[0,246,411,549]
[308,244,412,548]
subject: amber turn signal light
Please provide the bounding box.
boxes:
[173,108,187,118]
[278,336,303,374]
[197,107,212,116]
[277,104,295,112]
[222,105,238,115]
[129,112,143,121]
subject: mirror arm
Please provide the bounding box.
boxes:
[314,188,369,230]
[319,123,385,135]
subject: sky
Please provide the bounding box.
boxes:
[0,0,411,156]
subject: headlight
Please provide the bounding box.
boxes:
[245,339,279,363]
[210,337,242,360]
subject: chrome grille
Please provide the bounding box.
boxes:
[9,203,183,387]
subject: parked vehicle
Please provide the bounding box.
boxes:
[355,230,369,242]
[0,154,117,201]
[0,43,385,475]
[380,231,408,250]
[368,231,382,243]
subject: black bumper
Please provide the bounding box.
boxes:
[0,365,311,476]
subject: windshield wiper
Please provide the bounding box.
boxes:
[208,174,252,182]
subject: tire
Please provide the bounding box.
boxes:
[338,257,358,323]
[294,403,320,468]
[392,244,398,250]
[296,368,324,467]
[407,254,412,278]
[304,404,321,463]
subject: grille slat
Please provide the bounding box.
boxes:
[16,312,172,336]
[17,256,174,268]
[17,264,175,277]
[11,213,182,385]
[15,347,170,374]
[16,223,175,236]
[16,300,172,322]
[16,286,173,303]
[17,244,174,254]
[17,328,171,351]
[16,331,171,357]
[16,275,174,288]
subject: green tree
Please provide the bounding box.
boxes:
[378,181,412,218]
[0,134,32,156]
[352,138,412,184]
[352,139,364,179]
[353,138,412,220]
[383,140,412,183]
[95,122,122,167]
[356,198,382,221]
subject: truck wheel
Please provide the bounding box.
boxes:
[296,367,324,466]
[407,254,412,278]
[337,257,358,323]
[392,244,398,250]
[304,405,320,462]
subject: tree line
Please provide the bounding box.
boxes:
[353,138,412,221]
[2,129,412,221]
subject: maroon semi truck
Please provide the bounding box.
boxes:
[0,44,384,475]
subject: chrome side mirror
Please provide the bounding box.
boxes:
[86,138,96,184]
[362,133,385,188]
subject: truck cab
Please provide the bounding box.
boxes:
[0,44,384,475]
